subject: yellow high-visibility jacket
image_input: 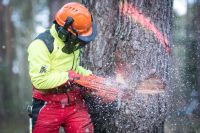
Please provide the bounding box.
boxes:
[27,24,92,89]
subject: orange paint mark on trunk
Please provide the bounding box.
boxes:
[120,3,170,53]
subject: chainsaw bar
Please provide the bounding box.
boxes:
[74,75,129,102]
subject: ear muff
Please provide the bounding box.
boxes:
[57,16,77,42]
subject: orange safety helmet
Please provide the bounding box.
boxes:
[55,2,97,43]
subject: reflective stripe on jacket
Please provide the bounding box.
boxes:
[28,24,92,89]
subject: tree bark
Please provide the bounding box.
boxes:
[48,0,80,23]
[0,1,6,116]
[195,0,200,98]
[0,1,13,116]
[193,0,200,117]
[82,0,173,132]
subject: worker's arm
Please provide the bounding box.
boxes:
[74,65,92,76]
[73,51,92,76]
[28,40,69,89]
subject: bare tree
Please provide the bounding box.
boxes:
[48,0,80,23]
[48,0,66,23]
[0,0,13,116]
[82,0,173,132]
[195,1,200,100]
[193,0,200,117]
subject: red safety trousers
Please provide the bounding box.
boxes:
[32,86,94,133]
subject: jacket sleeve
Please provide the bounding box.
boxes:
[75,65,92,76]
[28,40,69,89]
[74,53,92,76]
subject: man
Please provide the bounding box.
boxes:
[28,2,97,133]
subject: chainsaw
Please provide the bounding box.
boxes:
[74,74,165,103]
[74,74,133,103]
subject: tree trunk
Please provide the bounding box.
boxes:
[193,0,200,117]
[195,0,200,99]
[0,1,6,116]
[48,0,80,23]
[0,1,13,116]
[82,0,173,132]
[10,0,34,109]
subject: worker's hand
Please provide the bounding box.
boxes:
[68,70,80,80]
[66,70,80,87]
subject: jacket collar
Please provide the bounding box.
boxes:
[50,24,64,45]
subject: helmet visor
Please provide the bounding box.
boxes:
[77,23,97,44]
